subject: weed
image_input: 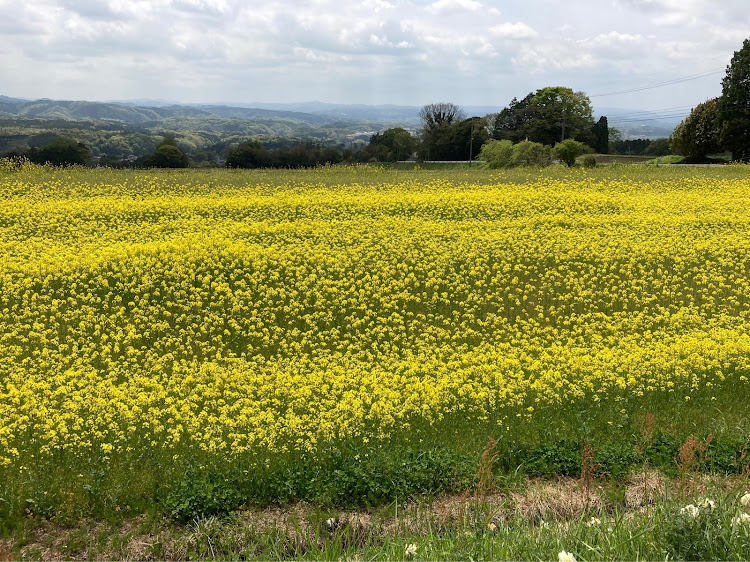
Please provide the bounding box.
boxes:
[579,440,598,502]
[676,434,713,496]
[164,467,243,522]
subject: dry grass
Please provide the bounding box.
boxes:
[9,471,743,560]
[624,468,667,509]
[0,540,14,562]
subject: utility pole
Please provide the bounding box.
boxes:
[468,118,474,166]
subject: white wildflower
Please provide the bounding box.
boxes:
[732,513,750,526]
[741,492,750,507]
[326,517,336,528]
[487,521,497,531]
[680,504,700,518]
[558,550,577,562]
[697,497,716,511]
[586,516,602,527]
[405,543,418,558]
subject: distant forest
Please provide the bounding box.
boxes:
[0,96,387,166]
[0,94,681,169]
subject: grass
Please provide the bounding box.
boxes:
[644,155,686,165]
[4,471,750,560]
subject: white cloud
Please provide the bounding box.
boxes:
[490,22,537,39]
[578,31,644,49]
[362,0,395,12]
[652,12,696,26]
[0,0,743,107]
[425,0,483,15]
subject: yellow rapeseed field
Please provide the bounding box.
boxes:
[1,164,750,478]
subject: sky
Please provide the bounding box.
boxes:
[1,0,748,115]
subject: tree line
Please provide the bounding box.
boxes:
[670,39,750,162]
[0,87,661,169]
[0,85,618,169]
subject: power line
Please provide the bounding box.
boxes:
[589,68,725,98]
[609,114,690,124]
[605,101,750,125]
[605,112,691,123]
[609,109,692,119]
[601,104,695,118]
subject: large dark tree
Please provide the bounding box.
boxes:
[30,137,91,166]
[719,38,750,161]
[449,116,489,161]
[225,140,270,168]
[486,94,534,143]
[362,128,417,162]
[419,102,466,160]
[418,102,466,131]
[525,87,594,146]
[591,116,609,154]
[141,136,190,168]
[670,98,721,160]
[487,87,595,147]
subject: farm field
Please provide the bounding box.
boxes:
[2,162,750,558]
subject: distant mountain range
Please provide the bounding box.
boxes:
[0,96,340,127]
[0,95,681,161]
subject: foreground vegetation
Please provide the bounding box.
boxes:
[4,473,750,560]
[1,163,750,558]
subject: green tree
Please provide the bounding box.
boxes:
[526,87,594,146]
[608,127,623,145]
[591,116,609,154]
[553,138,584,166]
[644,138,671,156]
[365,128,417,162]
[486,93,535,143]
[719,38,750,161]
[419,102,465,160]
[225,140,270,168]
[670,98,721,160]
[142,136,190,168]
[489,88,594,147]
[30,137,91,166]
[478,139,514,168]
[449,117,489,161]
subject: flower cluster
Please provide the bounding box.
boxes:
[733,492,750,527]
[680,504,701,518]
[1,167,750,472]
[558,550,577,562]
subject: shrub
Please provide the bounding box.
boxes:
[511,141,552,167]
[582,155,597,168]
[553,139,584,167]
[479,139,514,169]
